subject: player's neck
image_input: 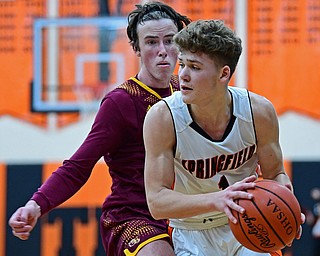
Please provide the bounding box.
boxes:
[192,90,231,119]
[136,72,171,89]
[189,91,232,138]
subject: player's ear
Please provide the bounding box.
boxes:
[131,42,141,57]
[135,50,141,57]
[220,65,230,81]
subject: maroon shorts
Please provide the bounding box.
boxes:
[100,214,171,256]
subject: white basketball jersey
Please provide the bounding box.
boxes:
[163,87,259,230]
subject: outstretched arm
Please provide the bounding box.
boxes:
[143,101,256,223]
[8,94,127,240]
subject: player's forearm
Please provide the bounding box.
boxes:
[147,188,215,220]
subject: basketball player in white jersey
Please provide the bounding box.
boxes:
[143,20,304,255]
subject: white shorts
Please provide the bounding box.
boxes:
[171,224,275,256]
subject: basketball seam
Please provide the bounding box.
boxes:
[250,192,287,248]
[235,198,268,253]
[255,185,300,231]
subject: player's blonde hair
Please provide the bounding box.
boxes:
[174,19,242,77]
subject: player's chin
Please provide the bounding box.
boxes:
[154,71,172,82]
[181,91,193,104]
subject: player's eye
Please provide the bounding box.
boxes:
[146,40,156,45]
[165,38,173,45]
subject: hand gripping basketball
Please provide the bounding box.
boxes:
[229,179,302,253]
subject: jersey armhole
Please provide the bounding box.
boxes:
[247,90,258,145]
[162,99,177,157]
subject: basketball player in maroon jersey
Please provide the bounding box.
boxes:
[8,2,190,255]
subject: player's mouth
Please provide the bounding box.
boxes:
[181,85,192,91]
[157,61,170,67]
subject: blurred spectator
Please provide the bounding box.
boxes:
[311,187,320,256]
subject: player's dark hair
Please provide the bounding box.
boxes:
[127,1,190,52]
[174,19,242,78]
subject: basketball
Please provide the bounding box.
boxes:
[229,179,302,253]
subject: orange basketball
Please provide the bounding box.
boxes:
[229,179,302,253]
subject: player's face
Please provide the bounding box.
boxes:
[177,50,223,105]
[136,19,178,86]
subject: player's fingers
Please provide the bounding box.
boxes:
[301,212,306,224]
[227,199,246,215]
[233,175,257,186]
[231,191,253,200]
[287,225,302,247]
[224,206,238,224]
[8,219,25,229]
[242,175,257,183]
[232,177,256,190]
[12,229,31,240]
[8,210,25,228]
[12,224,33,233]
[296,225,303,239]
[294,213,305,240]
